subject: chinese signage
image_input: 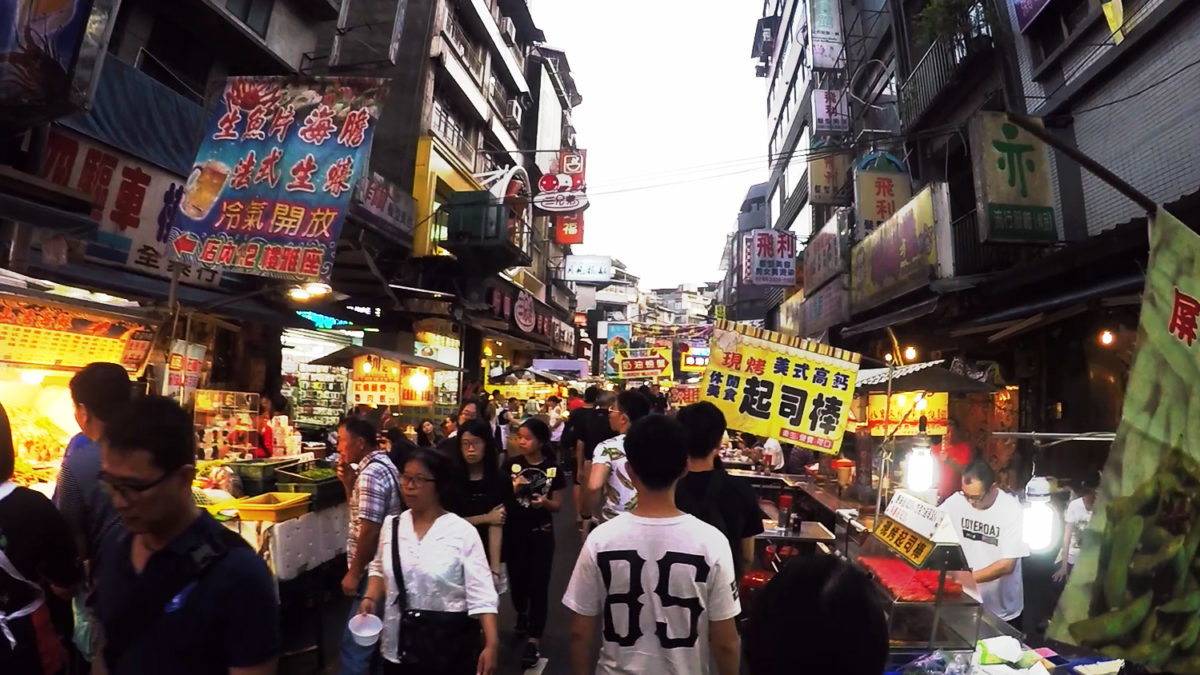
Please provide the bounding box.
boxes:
[0,295,156,374]
[809,150,848,205]
[1011,0,1055,33]
[487,284,556,344]
[804,210,847,294]
[169,77,388,283]
[748,229,798,286]
[809,0,846,69]
[850,185,940,313]
[669,386,700,406]
[779,291,805,338]
[351,354,400,406]
[714,305,727,321]
[1050,210,1200,649]
[885,490,945,540]
[812,89,849,134]
[617,348,673,380]
[552,318,577,355]
[804,278,850,338]
[855,169,912,234]
[603,321,632,377]
[970,112,1058,243]
[556,213,584,245]
[351,171,415,246]
[535,150,589,214]
[867,392,949,438]
[874,516,935,567]
[40,130,222,287]
[679,344,711,373]
[399,366,434,407]
[562,254,613,283]
[702,320,861,454]
[165,340,207,405]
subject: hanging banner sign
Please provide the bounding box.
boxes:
[702,320,860,454]
[1050,209,1200,655]
[850,185,942,313]
[351,171,415,246]
[749,229,798,286]
[812,89,850,134]
[855,169,912,234]
[617,348,673,379]
[603,321,632,377]
[809,0,846,69]
[535,150,588,214]
[804,277,850,338]
[805,210,847,293]
[969,111,1058,243]
[867,392,949,437]
[0,295,156,374]
[556,213,585,245]
[679,344,711,373]
[169,76,389,283]
[669,386,701,406]
[165,340,207,405]
[809,150,849,205]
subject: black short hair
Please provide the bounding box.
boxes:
[70,362,131,426]
[568,388,580,398]
[520,417,551,448]
[456,419,500,483]
[340,418,378,448]
[0,403,14,483]
[1081,469,1102,492]
[508,397,518,404]
[584,386,600,404]
[548,396,561,405]
[677,402,726,459]
[459,398,481,415]
[625,414,687,491]
[617,390,652,424]
[746,554,888,675]
[105,396,196,473]
[405,448,456,507]
[963,458,995,490]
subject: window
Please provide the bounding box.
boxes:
[226,0,273,38]
[433,97,474,162]
[1028,0,1097,64]
[139,16,213,103]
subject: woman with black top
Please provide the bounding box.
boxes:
[451,420,509,582]
[504,418,564,669]
[415,419,439,448]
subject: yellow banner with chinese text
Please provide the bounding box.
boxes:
[702,320,861,454]
[874,516,935,567]
[867,392,949,437]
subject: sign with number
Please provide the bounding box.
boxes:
[875,515,935,567]
[884,490,945,540]
[617,348,673,380]
[0,295,157,374]
[701,320,860,454]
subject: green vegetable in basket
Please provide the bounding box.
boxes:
[299,467,337,481]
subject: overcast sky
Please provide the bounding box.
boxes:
[533,1,769,290]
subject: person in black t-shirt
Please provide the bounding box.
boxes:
[504,418,565,669]
[573,387,615,527]
[675,402,765,581]
[450,419,509,578]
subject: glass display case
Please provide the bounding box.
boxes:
[194,390,260,459]
[286,364,347,429]
[0,366,77,486]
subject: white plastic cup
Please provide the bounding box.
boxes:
[348,613,382,646]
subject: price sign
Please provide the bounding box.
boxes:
[874,515,935,567]
[884,489,944,540]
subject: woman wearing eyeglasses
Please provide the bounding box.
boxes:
[360,448,499,675]
[450,420,509,585]
[0,402,81,675]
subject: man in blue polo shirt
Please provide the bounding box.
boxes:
[95,396,279,675]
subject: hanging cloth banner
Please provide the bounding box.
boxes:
[1102,0,1125,44]
[701,320,860,454]
[1048,209,1200,662]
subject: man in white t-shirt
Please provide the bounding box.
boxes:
[939,459,1029,628]
[761,437,785,472]
[587,391,652,522]
[565,413,741,675]
[1055,470,1100,583]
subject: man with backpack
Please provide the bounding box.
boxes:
[675,402,765,581]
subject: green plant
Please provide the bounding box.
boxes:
[914,0,988,46]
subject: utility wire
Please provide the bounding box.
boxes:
[1071,54,1200,115]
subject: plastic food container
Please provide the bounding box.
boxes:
[348,614,382,646]
[231,492,311,522]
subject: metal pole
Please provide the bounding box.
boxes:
[874,361,895,521]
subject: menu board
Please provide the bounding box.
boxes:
[0,295,157,374]
[351,354,401,405]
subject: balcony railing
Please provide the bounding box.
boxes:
[898,1,994,130]
[489,76,510,113]
[443,8,485,78]
[432,99,476,165]
[950,209,1050,276]
[438,191,534,272]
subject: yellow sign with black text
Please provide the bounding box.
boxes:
[702,320,860,454]
[875,516,935,567]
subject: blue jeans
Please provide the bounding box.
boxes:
[340,577,379,675]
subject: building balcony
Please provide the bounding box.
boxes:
[444,8,487,80]
[432,99,476,166]
[438,191,533,273]
[898,2,995,131]
[949,209,1047,276]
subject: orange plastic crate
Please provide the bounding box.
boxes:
[231,492,311,522]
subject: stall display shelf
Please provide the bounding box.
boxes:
[195,390,260,460]
[287,364,348,429]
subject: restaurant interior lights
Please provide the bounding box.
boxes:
[1099,329,1115,346]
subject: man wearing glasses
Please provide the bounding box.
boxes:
[95,395,279,674]
[939,459,1028,630]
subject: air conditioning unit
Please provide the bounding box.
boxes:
[500,18,516,45]
[755,64,769,78]
[504,99,523,130]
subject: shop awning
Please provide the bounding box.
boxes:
[855,360,996,394]
[0,190,97,239]
[840,297,939,339]
[309,345,462,371]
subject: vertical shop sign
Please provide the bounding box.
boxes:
[1011,0,1056,33]
[702,320,860,454]
[556,213,585,245]
[40,130,222,287]
[803,278,850,338]
[855,169,912,234]
[535,150,589,214]
[809,150,848,205]
[603,321,632,377]
[970,112,1058,243]
[849,185,941,312]
[804,210,847,294]
[351,171,415,246]
[778,291,806,337]
[1049,209,1200,651]
[809,0,846,69]
[165,340,207,405]
[812,89,850,134]
[749,229,798,286]
[169,77,389,283]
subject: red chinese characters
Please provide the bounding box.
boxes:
[42,133,79,186]
[1168,287,1200,346]
[213,102,242,141]
[722,352,743,369]
[756,232,774,257]
[231,150,257,190]
[297,105,336,145]
[337,108,371,148]
[777,232,796,259]
[285,154,318,192]
[109,166,151,231]
[268,105,296,143]
[77,148,118,221]
[254,147,283,188]
[300,249,323,276]
[322,156,354,198]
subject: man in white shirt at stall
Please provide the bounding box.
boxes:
[939,458,1029,630]
[761,437,785,472]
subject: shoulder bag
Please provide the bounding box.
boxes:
[390,516,482,673]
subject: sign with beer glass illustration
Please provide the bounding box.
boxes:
[169,77,388,282]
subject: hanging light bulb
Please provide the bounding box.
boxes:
[905,417,935,493]
[408,369,431,392]
[904,346,917,361]
[1024,476,1058,552]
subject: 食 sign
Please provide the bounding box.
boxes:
[169,77,388,283]
[702,320,860,454]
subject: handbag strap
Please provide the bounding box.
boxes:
[391,515,407,610]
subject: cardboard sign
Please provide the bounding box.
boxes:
[875,515,936,567]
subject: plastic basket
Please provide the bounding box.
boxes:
[274,459,338,484]
[228,458,302,494]
[231,492,311,522]
[277,480,346,511]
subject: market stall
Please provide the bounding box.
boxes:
[281,328,357,431]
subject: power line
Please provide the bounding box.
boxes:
[1023,5,1145,107]
[1071,54,1200,115]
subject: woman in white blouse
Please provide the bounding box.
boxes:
[360,448,499,674]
